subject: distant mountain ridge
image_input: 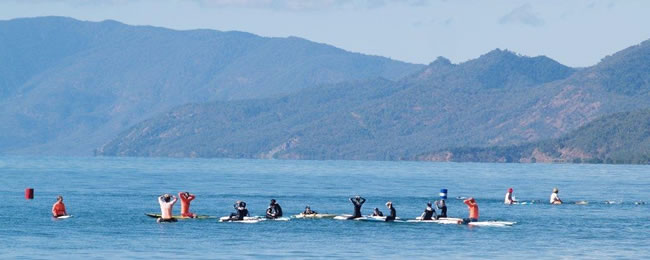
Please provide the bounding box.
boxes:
[0,16,423,155]
[97,39,650,160]
[418,109,650,164]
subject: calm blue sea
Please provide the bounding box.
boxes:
[0,156,648,259]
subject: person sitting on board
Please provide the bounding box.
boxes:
[229,201,249,221]
[266,199,283,219]
[178,192,196,218]
[385,201,397,222]
[51,195,67,218]
[462,198,479,224]
[371,207,384,217]
[302,205,317,215]
[435,199,447,218]
[420,201,438,220]
[550,188,563,204]
[157,194,178,223]
[347,196,367,219]
[504,188,518,204]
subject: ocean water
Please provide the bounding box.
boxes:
[0,156,648,259]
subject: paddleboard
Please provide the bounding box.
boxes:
[407,217,462,224]
[334,215,354,220]
[467,221,516,227]
[145,213,214,219]
[266,217,290,221]
[219,216,264,223]
[292,213,337,219]
[54,215,72,219]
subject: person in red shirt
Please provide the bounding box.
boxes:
[52,196,67,217]
[179,192,196,218]
[463,197,479,223]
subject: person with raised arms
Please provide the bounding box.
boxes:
[384,201,397,222]
[178,192,196,218]
[435,199,447,218]
[266,199,283,219]
[504,188,518,204]
[51,195,67,218]
[550,188,563,204]
[157,194,177,223]
[347,195,366,219]
[462,197,479,224]
[420,201,437,220]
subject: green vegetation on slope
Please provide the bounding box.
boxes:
[421,109,650,164]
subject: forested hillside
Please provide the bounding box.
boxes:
[98,39,650,160]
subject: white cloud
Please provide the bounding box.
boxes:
[499,3,545,27]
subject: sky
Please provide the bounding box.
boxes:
[1,0,650,67]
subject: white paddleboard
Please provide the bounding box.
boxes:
[468,221,516,227]
[334,215,354,220]
[266,217,290,221]
[219,216,264,223]
[54,215,72,219]
[292,213,337,219]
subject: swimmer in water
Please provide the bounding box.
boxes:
[157,194,178,223]
[302,205,317,215]
[178,192,196,218]
[420,201,438,220]
[384,201,397,222]
[347,196,366,219]
[462,197,479,224]
[550,188,563,204]
[504,188,518,204]
[435,199,447,218]
[51,195,67,218]
[229,201,249,221]
[371,207,384,217]
[266,199,283,219]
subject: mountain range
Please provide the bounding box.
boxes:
[97,39,650,161]
[0,17,422,155]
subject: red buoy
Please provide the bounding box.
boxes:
[25,188,34,200]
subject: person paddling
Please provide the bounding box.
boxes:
[266,199,283,219]
[420,201,438,220]
[178,192,196,218]
[347,196,366,219]
[157,194,178,223]
[435,200,447,218]
[550,188,563,204]
[52,196,67,218]
[504,188,518,204]
[371,207,384,217]
[385,201,397,222]
[229,201,249,221]
[462,198,479,224]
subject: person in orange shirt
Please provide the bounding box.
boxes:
[178,192,196,218]
[51,195,67,218]
[463,197,479,224]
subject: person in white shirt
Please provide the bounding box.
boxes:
[157,194,178,222]
[504,188,517,204]
[550,188,562,204]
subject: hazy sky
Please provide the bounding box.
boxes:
[2,0,650,67]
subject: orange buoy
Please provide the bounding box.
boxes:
[25,188,34,200]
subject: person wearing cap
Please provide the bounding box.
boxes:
[462,198,479,223]
[384,201,397,222]
[157,193,178,223]
[51,195,67,218]
[420,201,438,220]
[266,199,283,219]
[434,200,447,218]
[504,188,518,204]
[550,188,563,204]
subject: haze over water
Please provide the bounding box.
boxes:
[1,156,648,258]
